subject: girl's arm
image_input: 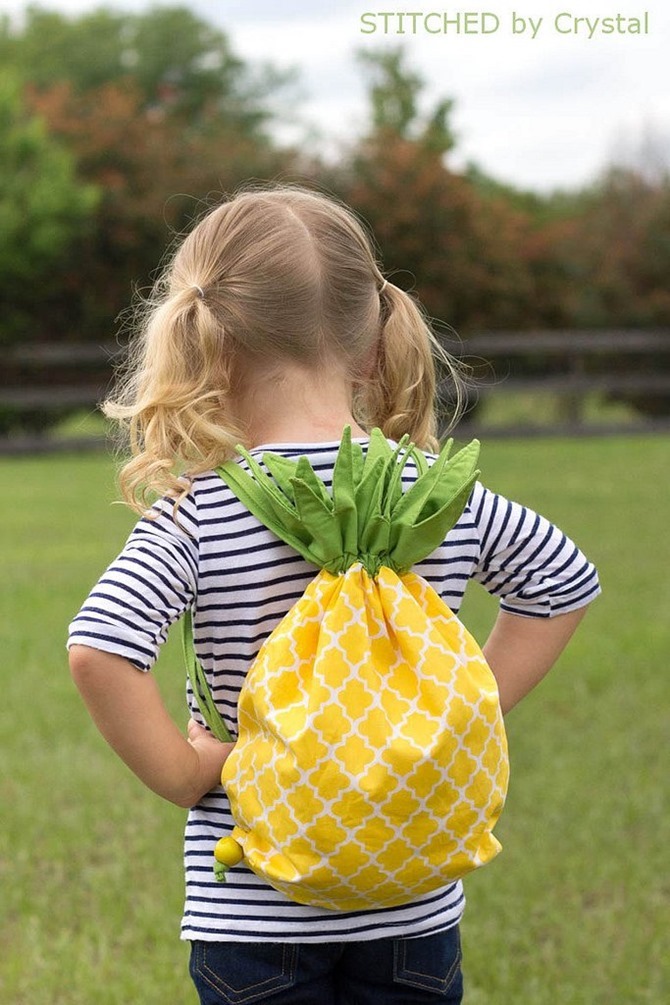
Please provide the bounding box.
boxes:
[482,606,589,715]
[69,645,234,808]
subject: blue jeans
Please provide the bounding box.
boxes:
[189,927,463,1004]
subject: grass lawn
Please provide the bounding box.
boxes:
[1,436,668,1003]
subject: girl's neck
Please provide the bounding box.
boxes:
[232,360,368,448]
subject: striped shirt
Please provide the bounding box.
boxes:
[67,438,600,943]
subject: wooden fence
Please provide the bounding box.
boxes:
[449,328,670,438]
[2,330,670,453]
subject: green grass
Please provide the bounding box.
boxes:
[1,453,190,1004]
[474,389,646,430]
[458,436,669,1004]
[2,437,668,1003]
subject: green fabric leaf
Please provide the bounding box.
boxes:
[295,455,334,510]
[392,439,479,524]
[355,455,387,529]
[332,426,358,557]
[390,475,478,571]
[218,456,322,566]
[216,427,481,577]
[291,477,342,568]
[382,436,413,520]
[260,453,300,502]
[350,437,365,484]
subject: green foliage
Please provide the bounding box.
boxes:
[340,48,670,350]
[1,437,667,1002]
[23,77,290,345]
[466,163,566,222]
[0,73,99,339]
[568,167,670,327]
[0,7,127,93]
[0,6,297,356]
[0,4,294,134]
[332,133,544,330]
[356,46,456,154]
[329,50,576,331]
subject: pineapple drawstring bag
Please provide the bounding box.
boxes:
[183,427,509,912]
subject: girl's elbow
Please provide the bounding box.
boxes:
[69,644,97,685]
[68,645,129,689]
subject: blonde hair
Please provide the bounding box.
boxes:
[104,183,466,512]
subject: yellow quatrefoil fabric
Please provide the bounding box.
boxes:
[185,428,509,912]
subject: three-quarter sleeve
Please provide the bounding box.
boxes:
[468,481,601,617]
[67,493,199,670]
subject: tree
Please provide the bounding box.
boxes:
[0,6,300,435]
[541,167,670,328]
[331,49,559,334]
[0,73,99,343]
[0,5,295,136]
[563,168,670,415]
[356,48,456,156]
[2,5,298,345]
[26,78,291,342]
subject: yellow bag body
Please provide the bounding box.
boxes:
[188,429,509,911]
[223,564,507,911]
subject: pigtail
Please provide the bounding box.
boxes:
[104,285,244,513]
[359,284,466,451]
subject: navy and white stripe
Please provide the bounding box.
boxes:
[68,438,600,943]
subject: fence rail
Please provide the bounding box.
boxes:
[2,330,670,453]
[450,327,670,437]
[458,329,670,354]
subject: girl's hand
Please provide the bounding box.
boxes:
[186,718,235,806]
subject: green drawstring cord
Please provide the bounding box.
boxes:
[182,608,233,742]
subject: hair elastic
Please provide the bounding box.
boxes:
[193,285,205,299]
[379,279,388,294]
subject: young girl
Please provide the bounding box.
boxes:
[68,184,600,1004]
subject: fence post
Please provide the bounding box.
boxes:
[557,349,586,428]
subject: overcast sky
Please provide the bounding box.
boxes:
[4,0,669,192]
